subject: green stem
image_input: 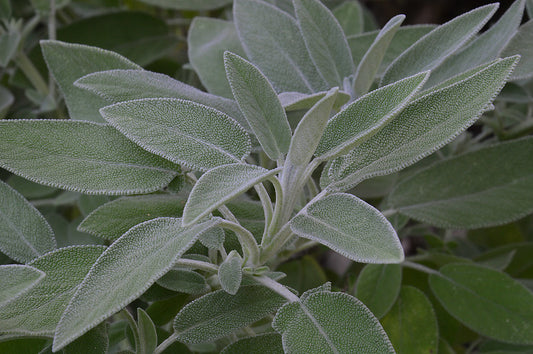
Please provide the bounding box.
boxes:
[254,182,273,234]
[154,332,178,354]
[260,223,294,263]
[218,205,239,224]
[16,51,49,96]
[264,176,284,244]
[402,261,439,275]
[254,275,299,302]
[219,220,260,266]
[120,308,141,354]
[174,259,218,273]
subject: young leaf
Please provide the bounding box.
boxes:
[173,285,287,344]
[100,98,251,172]
[389,137,533,229]
[293,0,354,87]
[183,164,280,226]
[234,0,326,93]
[0,265,44,306]
[188,18,246,98]
[137,308,157,354]
[0,180,56,263]
[0,120,178,195]
[502,19,533,80]
[333,1,363,37]
[219,250,243,295]
[40,40,141,122]
[221,333,283,354]
[290,193,403,263]
[429,263,533,344]
[278,90,350,112]
[381,4,498,85]
[273,291,395,353]
[156,269,209,295]
[316,71,429,161]
[354,264,402,319]
[0,246,105,336]
[198,227,226,249]
[224,52,292,160]
[53,217,221,351]
[380,286,438,354]
[328,56,519,191]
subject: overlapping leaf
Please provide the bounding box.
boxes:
[333,1,363,37]
[355,264,402,318]
[278,90,350,112]
[219,250,243,295]
[221,333,283,354]
[156,269,209,295]
[502,19,533,80]
[0,265,44,306]
[137,309,157,354]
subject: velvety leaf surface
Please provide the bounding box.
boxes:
[221,333,283,354]
[53,217,221,351]
[218,250,243,295]
[157,269,209,295]
[0,180,56,263]
[100,98,251,172]
[502,19,533,80]
[290,193,403,263]
[0,265,44,306]
[0,120,178,195]
[137,0,231,10]
[355,264,402,318]
[137,308,157,354]
[333,1,363,37]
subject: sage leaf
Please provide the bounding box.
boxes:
[53,217,221,351]
[156,269,209,295]
[100,98,251,172]
[198,227,226,249]
[381,4,497,85]
[273,291,395,353]
[0,85,14,119]
[429,263,533,344]
[188,18,246,98]
[41,40,141,122]
[137,0,231,10]
[278,90,350,112]
[316,71,429,161]
[0,120,178,195]
[0,265,44,306]
[354,264,402,318]
[219,250,243,295]
[0,31,19,67]
[328,56,519,191]
[137,308,157,354]
[389,137,533,229]
[0,180,56,263]
[234,0,326,93]
[290,193,403,263]
[225,52,292,160]
[381,286,438,354]
[173,285,287,344]
[221,333,283,354]
[183,164,280,226]
[333,1,363,37]
[293,0,354,87]
[0,246,105,336]
[502,19,533,80]
[63,322,109,354]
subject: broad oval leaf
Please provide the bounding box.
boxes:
[0,120,178,195]
[221,333,283,354]
[502,19,533,80]
[218,250,243,295]
[156,269,209,295]
[100,98,251,172]
[173,285,287,344]
[0,180,56,263]
[429,263,533,344]
[273,291,395,353]
[53,217,221,351]
[389,137,533,229]
[0,265,44,306]
[290,193,403,263]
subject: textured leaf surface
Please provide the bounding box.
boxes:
[290,193,403,263]
[183,164,279,226]
[502,19,533,80]
[429,263,533,344]
[381,286,438,354]
[0,180,56,263]
[100,98,251,171]
[0,265,44,306]
[157,269,209,295]
[173,285,287,344]
[221,333,283,354]
[273,291,394,353]
[225,52,291,160]
[137,0,231,10]
[0,120,177,195]
[234,0,326,93]
[41,40,141,122]
[333,1,363,37]
[328,57,518,191]
[355,264,402,318]
[53,217,221,350]
[0,246,105,336]
[389,137,533,229]
[218,250,243,295]
[381,4,497,85]
[137,308,157,354]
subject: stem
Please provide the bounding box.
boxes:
[48,0,56,97]
[264,176,284,243]
[254,183,273,233]
[17,52,49,96]
[402,261,439,275]
[381,209,397,217]
[120,308,140,353]
[174,259,218,273]
[260,223,294,263]
[219,220,260,266]
[154,332,178,354]
[254,275,299,302]
[218,205,239,224]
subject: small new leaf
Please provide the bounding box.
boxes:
[219,250,243,295]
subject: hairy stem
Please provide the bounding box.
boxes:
[219,220,260,266]
[174,259,219,273]
[154,332,178,354]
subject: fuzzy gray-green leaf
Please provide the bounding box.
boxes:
[137,308,157,354]
[219,250,243,295]
[333,1,363,37]
[278,91,350,112]
[0,265,44,306]
[157,269,209,295]
[502,19,533,80]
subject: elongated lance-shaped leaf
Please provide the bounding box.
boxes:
[53,217,222,351]
[278,90,350,112]
[0,265,44,306]
[333,1,363,37]
[0,180,56,263]
[100,98,251,172]
[273,290,395,353]
[221,333,283,354]
[0,120,178,195]
[224,52,292,160]
[74,69,249,131]
[290,193,403,263]
[137,308,157,354]
[0,246,105,336]
[234,0,326,93]
[41,40,141,122]
[183,164,280,226]
[389,137,533,229]
[293,0,354,87]
[354,15,405,97]
[188,17,246,98]
[381,4,498,85]
[156,269,209,295]
[173,285,287,344]
[137,0,232,10]
[316,71,429,161]
[429,263,533,344]
[219,250,243,295]
[502,19,533,80]
[328,56,519,192]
